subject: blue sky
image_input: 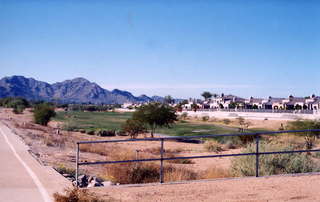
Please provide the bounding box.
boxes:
[0,0,319,99]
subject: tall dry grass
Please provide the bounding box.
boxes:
[54,188,112,202]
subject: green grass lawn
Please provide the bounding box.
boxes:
[54,111,264,141]
[54,111,132,131]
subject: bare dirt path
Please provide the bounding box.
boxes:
[94,173,320,202]
[0,121,71,202]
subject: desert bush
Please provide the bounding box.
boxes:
[80,144,113,156]
[53,188,109,202]
[222,119,231,125]
[165,153,194,164]
[43,134,67,148]
[238,134,256,145]
[104,151,197,184]
[231,142,318,177]
[85,129,95,135]
[12,105,24,114]
[202,116,210,122]
[287,120,320,149]
[121,119,146,139]
[105,160,159,184]
[34,103,56,126]
[95,129,116,137]
[164,166,198,182]
[204,140,224,153]
[223,140,238,149]
[201,167,231,179]
[54,164,76,176]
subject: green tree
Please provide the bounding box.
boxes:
[132,103,177,138]
[121,119,146,139]
[164,95,174,104]
[201,91,212,100]
[191,103,199,112]
[34,103,56,126]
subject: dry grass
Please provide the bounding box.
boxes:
[103,151,198,184]
[164,166,198,182]
[165,153,194,164]
[204,140,224,153]
[54,188,113,202]
[144,146,184,155]
[43,134,67,148]
[80,144,113,156]
[201,167,232,179]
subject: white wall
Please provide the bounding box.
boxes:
[178,111,320,121]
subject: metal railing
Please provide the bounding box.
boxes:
[75,129,320,187]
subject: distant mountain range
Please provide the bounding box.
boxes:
[0,75,168,104]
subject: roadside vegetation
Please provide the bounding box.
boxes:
[0,97,30,114]
[54,188,113,202]
[33,103,56,126]
[5,100,320,188]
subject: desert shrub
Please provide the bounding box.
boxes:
[104,151,197,184]
[54,164,76,176]
[204,140,224,153]
[95,129,116,137]
[164,166,198,182]
[144,147,183,155]
[202,116,210,122]
[222,119,231,125]
[53,188,109,202]
[165,153,194,164]
[224,140,238,149]
[238,134,256,145]
[85,129,95,135]
[231,142,318,177]
[121,119,146,139]
[201,167,231,179]
[12,105,25,114]
[105,162,159,184]
[287,120,320,149]
[34,103,56,126]
[80,144,114,156]
[43,134,67,148]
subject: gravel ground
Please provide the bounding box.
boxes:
[93,173,320,202]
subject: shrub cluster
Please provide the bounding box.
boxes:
[231,142,318,177]
[53,188,108,202]
[204,140,224,153]
[0,97,30,114]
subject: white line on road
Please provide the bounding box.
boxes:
[0,126,51,202]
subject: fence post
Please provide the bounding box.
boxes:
[76,142,79,187]
[255,135,260,177]
[160,138,164,183]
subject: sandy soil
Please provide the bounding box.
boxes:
[94,173,320,202]
[186,117,289,131]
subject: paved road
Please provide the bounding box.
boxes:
[0,122,71,202]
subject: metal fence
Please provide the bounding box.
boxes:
[75,129,320,187]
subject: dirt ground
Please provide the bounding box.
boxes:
[94,173,320,202]
[187,117,289,131]
[2,107,314,202]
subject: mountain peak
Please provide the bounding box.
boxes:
[0,75,164,104]
[70,77,90,83]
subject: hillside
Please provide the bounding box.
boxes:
[0,75,162,104]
